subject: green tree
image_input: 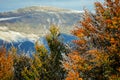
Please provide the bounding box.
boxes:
[13,51,32,80]
[22,25,68,80]
[22,44,49,80]
[45,25,68,79]
[9,47,31,80]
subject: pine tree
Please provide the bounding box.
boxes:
[45,25,67,79]
[22,25,68,80]
[22,44,49,80]
[13,53,32,80]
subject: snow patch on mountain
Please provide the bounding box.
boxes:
[0,17,20,21]
[0,26,39,42]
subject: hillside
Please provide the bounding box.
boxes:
[0,6,81,52]
[0,6,83,35]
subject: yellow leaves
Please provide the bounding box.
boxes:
[63,52,84,80]
[35,42,48,54]
[68,52,84,64]
[66,71,82,80]
[72,65,77,70]
[34,56,42,67]
[87,49,109,65]
[81,21,96,33]
[95,2,105,14]
[117,67,120,72]
[88,49,101,60]
[77,33,85,38]
[66,77,73,80]
[63,0,120,79]
[109,26,115,29]
[110,38,115,44]
[87,66,93,71]
[105,19,112,24]
[81,22,88,28]
[72,55,81,63]
[0,47,13,80]
[78,78,83,80]
[49,24,59,36]
[94,2,101,7]
[112,21,117,25]
[68,71,77,78]
[112,17,118,21]
[77,40,86,45]
[72,28,85,38]
[63,62,70,70]
[110,74,120,80]
[86,17,92,23]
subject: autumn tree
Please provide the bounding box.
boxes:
[0,47,14,80]
[62,0,120,80]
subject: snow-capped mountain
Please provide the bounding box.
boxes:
[0,27,39,42]
[0,26,77,53]
[0,6,81,53]
[0,6,83,34]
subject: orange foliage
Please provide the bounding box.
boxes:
[0,47,13,80]
[63,0,120,79]
[66,71,82,80]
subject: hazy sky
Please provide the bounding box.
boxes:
[0,0,104,12]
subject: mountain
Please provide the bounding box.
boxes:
[0,6,83,35]
[0,33,77,54]
[0,6,81,53]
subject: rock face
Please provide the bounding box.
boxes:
[0,6,82,34]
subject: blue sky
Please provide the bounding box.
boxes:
[0,0,104,12]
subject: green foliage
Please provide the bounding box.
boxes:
[46,25,67,79]
[22,44,49,80]
[13,50,32,80]
[22,25,68,80]
[0,25,68,80]
[3,1,120,79]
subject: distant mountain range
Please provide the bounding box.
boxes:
[0,6,81,53]
[0,33,77,54]
[0,6,83,34]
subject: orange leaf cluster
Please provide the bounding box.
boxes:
[63,0,120,79]
[0,47,13,80]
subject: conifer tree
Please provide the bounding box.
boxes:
[22,44,49,80]
[13,53,32,80]
[22,25,68,80]
[45,25,67,79]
